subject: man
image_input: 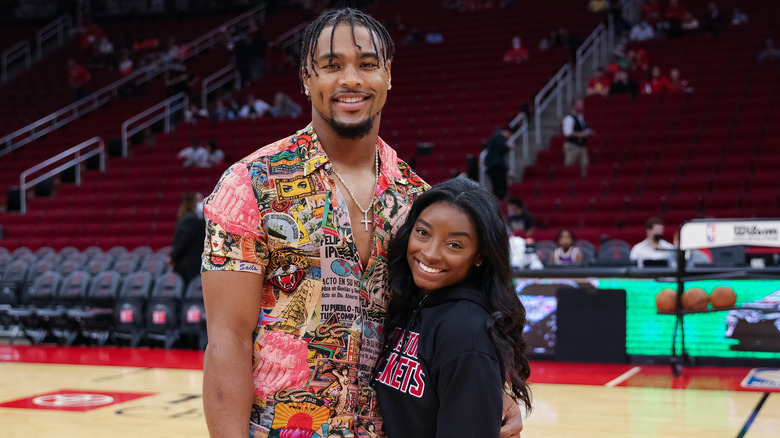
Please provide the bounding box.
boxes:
[200,9,524,438]
[506,197,536,238]
[630,217,677,268]
[586,67,611,97]
[484,126,513,199]
[561,99,593,177]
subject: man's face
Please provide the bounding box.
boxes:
[647,224,664,240]
[573,99,584,113]
[302,24,392,140]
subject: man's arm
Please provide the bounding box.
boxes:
[202,270,264,438]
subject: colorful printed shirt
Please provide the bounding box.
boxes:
[202,124,427,438]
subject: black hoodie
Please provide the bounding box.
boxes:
[374,283,503,438]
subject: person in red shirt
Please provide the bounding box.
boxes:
[669,68,693,93]
[641,0,662,27]
[586,67,612,97]
[641,65,675,94]
[503,36,529,63]
[663,0,689,37]
[67,58,91,102]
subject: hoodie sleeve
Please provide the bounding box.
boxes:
[434,351,503,438]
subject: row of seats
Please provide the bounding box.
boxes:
[0,269,206,350]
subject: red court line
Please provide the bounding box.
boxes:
[0,345,204,369]
[528,361,636,386]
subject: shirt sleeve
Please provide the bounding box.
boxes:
[434,351,503,438]
[562,115,575,137]
[201,162,268,274]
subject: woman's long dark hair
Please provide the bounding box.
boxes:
[382,178,531,411]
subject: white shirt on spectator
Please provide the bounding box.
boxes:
[208,149,225,166]
[630,239,677,268]
[192,146,210,167]
[630,22,655,41]
[509,236,544,270]
[561,113,586,137]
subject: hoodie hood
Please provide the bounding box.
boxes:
[419,281,491,313]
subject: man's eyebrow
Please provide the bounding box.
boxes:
[316,51,380,61]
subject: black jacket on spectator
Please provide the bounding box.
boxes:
[170,212,206,283]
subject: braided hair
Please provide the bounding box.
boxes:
[299,7,395,94]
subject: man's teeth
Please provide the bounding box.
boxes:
[338,97,364,103]
[418,261,442,274]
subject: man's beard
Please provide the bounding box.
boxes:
[328,113,376,140]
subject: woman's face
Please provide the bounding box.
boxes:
[208,224,227,252]
[558,230,573,248]
[406,202,481,295]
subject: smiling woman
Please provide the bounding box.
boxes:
[374,178,532,438]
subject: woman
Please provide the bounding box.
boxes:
[169,192,205,283]
[374,178,531,437]
[550,228,583,266]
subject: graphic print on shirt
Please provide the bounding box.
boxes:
[375,329,426,398]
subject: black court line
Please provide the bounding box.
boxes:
[735,392,770,438]
[92,367,152,383]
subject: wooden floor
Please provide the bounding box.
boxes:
[1,346,778,438]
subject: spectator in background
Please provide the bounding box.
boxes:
[506,197,536,237]
[669,68,693,93]
[169,192,206,283]
[630,217,677,268]
[207,141,225,168]
[641,65,675,94]
[81,23,106,53]
[550,229,583,266]
[609,69,639,96]
[641,0,662,27]
[164,59,196,98]
[757,38,780,62]
[402,28,424,46]
[701,2,723,37]
[484,126,513,199]
[118,53,133,75]
[211,99,236,121]
[630,20,655,41]
[67,58,91,102]
[425,29,444,44]
[178,138,209,167]
[92,37,117,69]
[238,94,270,118]
[503,36,529,63]
[509,235,544,270]
[185,103,209,123]
[662,0,689,37]
[586,67,611,97]
[269,92,303,118]
[561,99,593,177]
[228,28,252,89]
[731,7,749,26]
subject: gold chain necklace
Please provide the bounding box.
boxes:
[330,147,379,232]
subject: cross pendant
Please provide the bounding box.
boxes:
[361,211,371,232]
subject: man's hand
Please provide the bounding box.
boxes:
[500,393,524,437]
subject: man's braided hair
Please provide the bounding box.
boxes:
[299,7,395,94]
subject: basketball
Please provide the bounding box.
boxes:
[655,289,677,312]
[682,288,709,311]
[710,286,737,308]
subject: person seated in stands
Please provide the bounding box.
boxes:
[425,29,444,44]
[630,20,655,41]
[508,235,544,270]
[238,94,270,118]
[630,217,677,268]
[92,37,118,70]
[503,36,529,63]
[67,58,91,102]
[185,103,209,123]
[81,23,106,53]
[680,12,700,32]
[177,138,198,167]
[609,69,639,96]
[757,38,780,62]
[211,99,236,121]
[164,59,197,98]
[119,53,134,75]
[269,92,303,118]
[731,7,749,26]
[701,2,723,37]
[641,65,675,95]
[207,141,225,168]
[641,0,662,27]
[505,197,536,238]
[669,68,693,93]
[660,0,690,37]
[586,67,611,97]
[549,229,583,266]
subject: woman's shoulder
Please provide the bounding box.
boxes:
[427,299,496,359]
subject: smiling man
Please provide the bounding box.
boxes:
[201,8,523,438]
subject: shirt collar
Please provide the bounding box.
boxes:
[293,124,403,182]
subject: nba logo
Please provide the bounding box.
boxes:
[705,223,716,243]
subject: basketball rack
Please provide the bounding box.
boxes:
[660,218,780,376]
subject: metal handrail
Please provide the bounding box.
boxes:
[575,23,608,95]
[0,4,266,158]
[19,136,105,214]
[36,14,73,58]
[122,93,189,157]
[534,63,572,145]
[507,113,529,173]
[1,41,31,83]
[201,65,239,109]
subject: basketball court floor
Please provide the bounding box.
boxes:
[1,345,777,437]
